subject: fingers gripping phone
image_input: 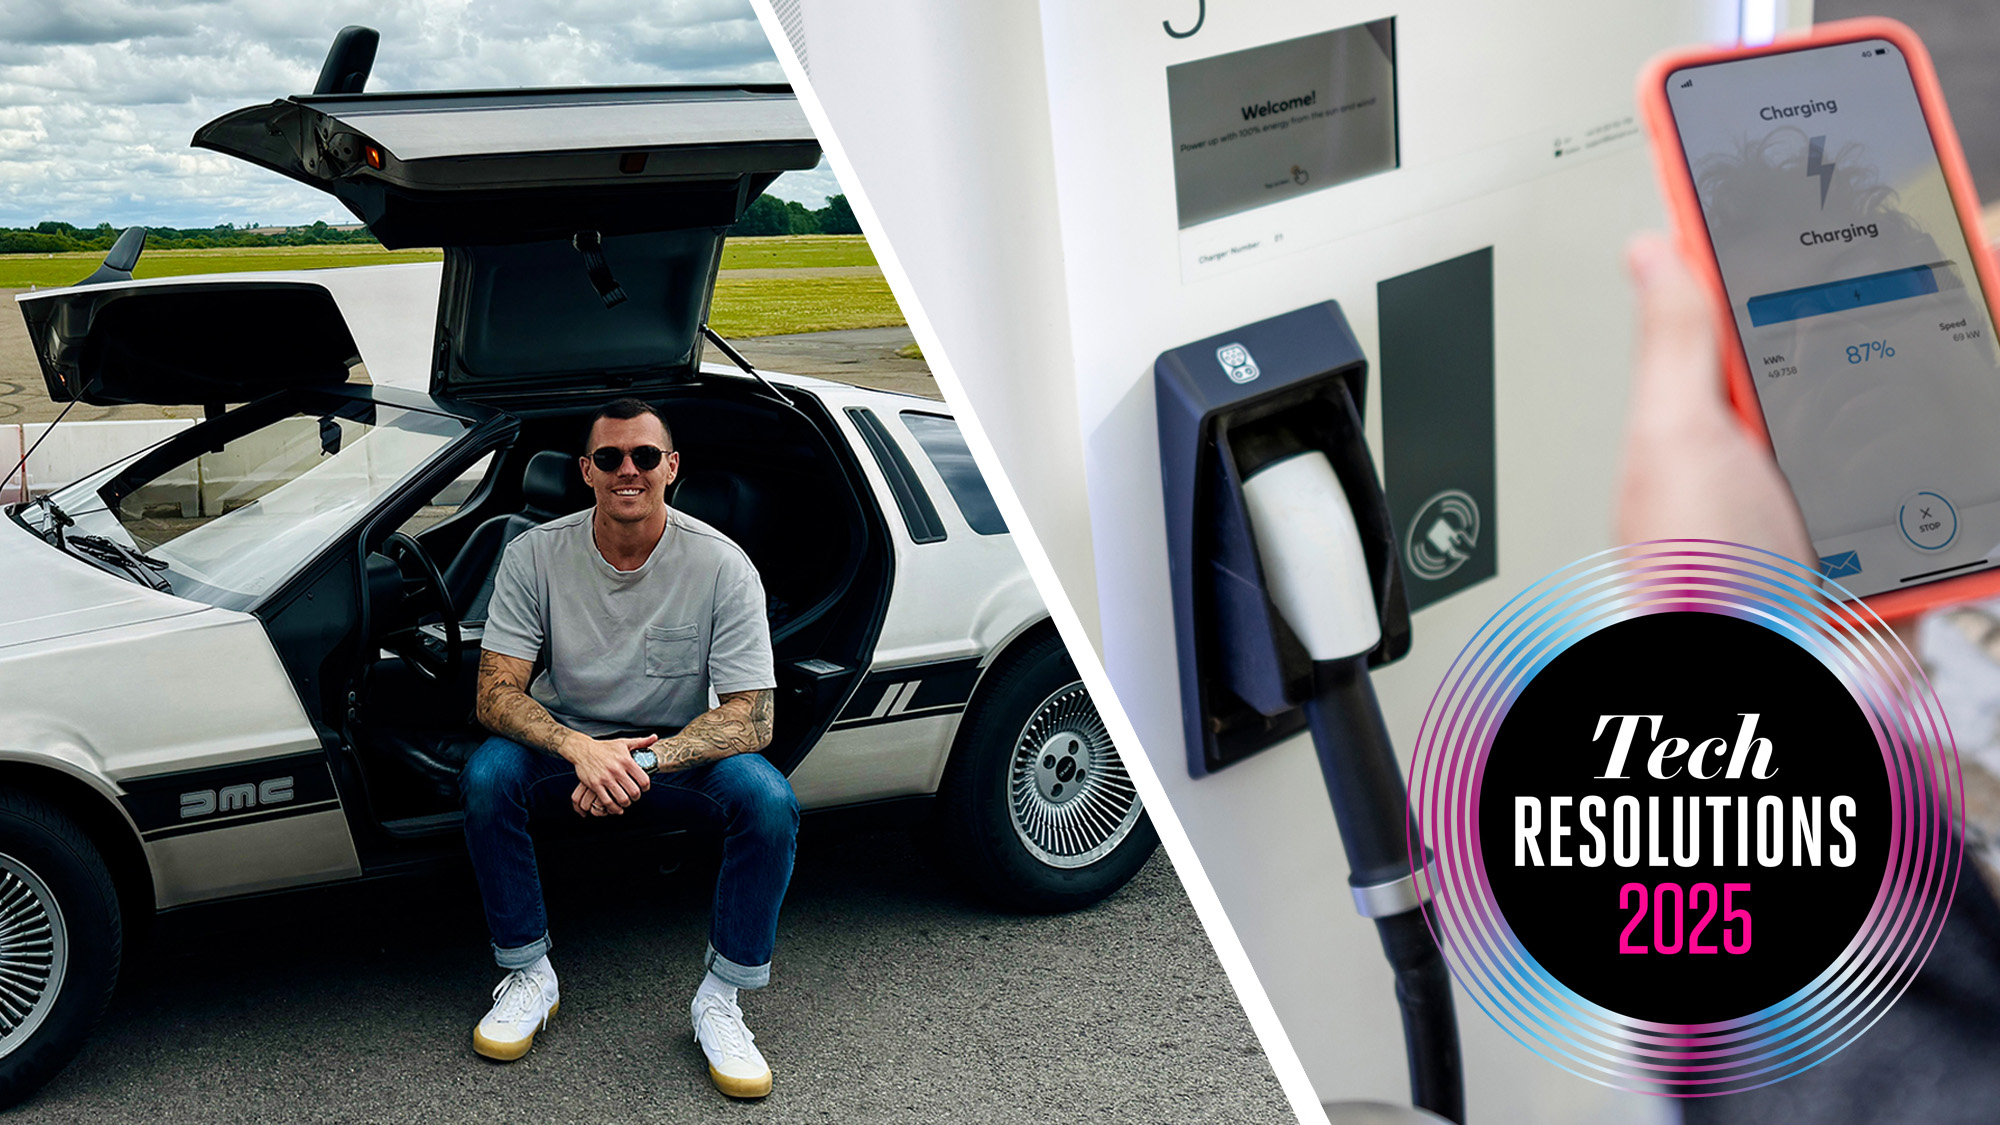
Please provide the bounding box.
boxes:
[1641,18,2000,617]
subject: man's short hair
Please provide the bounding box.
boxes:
[586,398,673,452]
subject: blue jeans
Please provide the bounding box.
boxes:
[460,736,799,988]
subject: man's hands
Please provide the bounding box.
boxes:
[478,650,775,818]
[565,690,776,816]
[563,732,657,817]
[1616,232,1814,562]
[477,650,655,819]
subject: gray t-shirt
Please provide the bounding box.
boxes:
[483,507,775,736]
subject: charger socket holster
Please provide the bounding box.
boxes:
[1156,301,1411,777]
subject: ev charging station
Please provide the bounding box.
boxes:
[766,1,1814,1118]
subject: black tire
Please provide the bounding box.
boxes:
[0,788,121,1108]
[937,631,1158,911]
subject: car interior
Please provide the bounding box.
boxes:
[338,383,894,835]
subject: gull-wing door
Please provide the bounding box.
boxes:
[193,87,821,404]
[16,265,440,407]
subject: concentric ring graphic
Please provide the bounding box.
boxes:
[1406,540,1962,1095]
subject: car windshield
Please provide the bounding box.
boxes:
[32,397,465,610]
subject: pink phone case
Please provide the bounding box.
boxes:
[1638,17,2000,621]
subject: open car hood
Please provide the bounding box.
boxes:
[193,87,822,402]
[16,265,440,407]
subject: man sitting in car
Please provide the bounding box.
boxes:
[458,396,795,1099]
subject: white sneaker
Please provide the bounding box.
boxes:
[472,963,560,1061]
[691,990,772,1098]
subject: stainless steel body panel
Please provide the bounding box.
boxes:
[147,810,360,909]
[785,387,1049,807]
[0,518,361,907]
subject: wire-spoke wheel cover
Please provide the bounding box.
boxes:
[1007,681,1141,868]
[0,853,65,1060]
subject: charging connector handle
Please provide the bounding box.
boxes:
[1304,661,1420,887]
[1305,661,1464,1124]
[1228,402,1460,1118]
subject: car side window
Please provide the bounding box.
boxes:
[397,452,497,539]
[899,412,1006,536]
[846,407,946,544]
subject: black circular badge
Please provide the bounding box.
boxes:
[1408,543,1961,1094]
[1479,612,1888,1024]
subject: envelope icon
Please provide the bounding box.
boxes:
[1819,551,1862,579]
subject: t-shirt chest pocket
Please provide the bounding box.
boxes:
[644,624,702,679]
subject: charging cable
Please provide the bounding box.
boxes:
[1242,451,1465,1123]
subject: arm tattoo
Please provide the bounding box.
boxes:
[651,689,775,773]
[474,650,576,758]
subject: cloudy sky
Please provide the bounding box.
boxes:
[0,0,843,229]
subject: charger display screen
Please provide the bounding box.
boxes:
[1667,39,2000,598]
[1166,20,1398,230]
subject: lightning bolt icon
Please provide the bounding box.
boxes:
[1807,135,1835,208]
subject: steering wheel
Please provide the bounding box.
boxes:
[380,531,463,686]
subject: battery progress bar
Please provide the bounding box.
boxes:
[1746,261,1959,327]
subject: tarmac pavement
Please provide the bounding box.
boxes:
[0,293,935,427]
[731,326,938,401]
[24,823,1289,1124]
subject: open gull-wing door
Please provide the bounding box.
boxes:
[193,87,821,403]
[19,276,363,408]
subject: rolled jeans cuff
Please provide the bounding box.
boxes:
[706,943,770,989]
[494,932,552,971]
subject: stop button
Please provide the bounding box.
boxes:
[1898,490,1957,552]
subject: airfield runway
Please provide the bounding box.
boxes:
[0,293,936,427]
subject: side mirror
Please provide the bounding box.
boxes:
[76,227,147,286]
[362,550,403,638]
[314,26,379,95]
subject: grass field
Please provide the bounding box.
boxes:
[0,243,441,288]
[0,235,896,337]
[708,275,904,337]
[720,235,877,269]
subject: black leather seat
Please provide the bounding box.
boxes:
[362,453,577,805]
[444,450,576,623]
[671,468,797,629]
[671,468,769,563]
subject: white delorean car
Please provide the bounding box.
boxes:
[0,81,1152,1102]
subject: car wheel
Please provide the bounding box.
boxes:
[0,789,120,1108]
[938,631,1158,911]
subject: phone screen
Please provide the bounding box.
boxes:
[1667,38,2000,598]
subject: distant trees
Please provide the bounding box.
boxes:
[816,194,860,234]
[0,220,379,252]
[0,193,864,254]
[0,231,75,253]
[730,193,860,236]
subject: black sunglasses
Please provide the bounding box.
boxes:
[588,445,668,472]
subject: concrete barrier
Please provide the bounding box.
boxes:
[4,419,197,505]
[5,416,487,517]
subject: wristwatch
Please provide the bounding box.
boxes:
[632,747,658,772]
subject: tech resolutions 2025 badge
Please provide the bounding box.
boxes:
[1408,541,1962,1096]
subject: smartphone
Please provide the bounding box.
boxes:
[1640,18,2000,616]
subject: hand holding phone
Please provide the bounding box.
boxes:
[1617,232,1813,564]
[1640,18,2000,616]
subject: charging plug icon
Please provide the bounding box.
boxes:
[1424,516,1475,562]
[1405,490,1481,581]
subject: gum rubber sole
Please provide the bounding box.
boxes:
[707,1063,773,1099]
[472,1000,559,1061]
